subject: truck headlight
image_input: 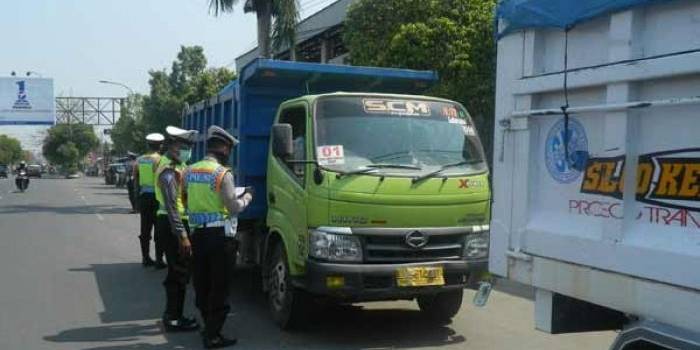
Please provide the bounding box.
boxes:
[309,227,363,262]
[464,225,489,260]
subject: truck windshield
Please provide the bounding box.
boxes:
[314,96,487,175]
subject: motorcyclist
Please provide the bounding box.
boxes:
[15,161,27,173]
[15,161,29,191]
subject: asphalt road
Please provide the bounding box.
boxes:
[0,176,615,350]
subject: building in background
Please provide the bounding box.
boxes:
[235,0,356,71]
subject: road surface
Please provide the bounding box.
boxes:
[0,176,615,349]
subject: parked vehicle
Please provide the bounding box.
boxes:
[85,165,99,177]
[105,163,126,186]
[0,164,7,178]
[15,168,29,192]
[26,164,42,178]
[490,1,700,349]
[184,59,491,329]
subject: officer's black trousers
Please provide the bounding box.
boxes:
[127,180,137,211]
[156,215,192,320]
[138,193,163,261]
[191,228,237,338]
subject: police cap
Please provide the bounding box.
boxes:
[165,126,198,145]
[207,126,238,147]
[145,133,164,144]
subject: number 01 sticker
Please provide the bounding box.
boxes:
[317,145,345,166]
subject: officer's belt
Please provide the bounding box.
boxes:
[199,220,226,228]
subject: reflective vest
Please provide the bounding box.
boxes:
[154,155,186,218]
[184,158,231,229]
[136,152,160,194]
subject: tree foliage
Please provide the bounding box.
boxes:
[0,134,24,165]
[344,0,497,162]
[111,46,235,154]
[42,124,99,170]
[111,113,145,155]
[209,0,299,58]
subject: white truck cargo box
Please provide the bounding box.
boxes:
[491,0,700,348]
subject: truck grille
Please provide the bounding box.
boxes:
[355,229,466,264]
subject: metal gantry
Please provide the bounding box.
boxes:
[55,97,125,125]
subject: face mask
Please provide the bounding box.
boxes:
[178,148,192,163]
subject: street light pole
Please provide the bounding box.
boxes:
[98,79,136,122]
[98,80,135,95]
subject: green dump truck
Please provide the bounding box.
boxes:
[184,59,491,329]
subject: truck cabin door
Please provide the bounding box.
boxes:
[269,103,310,268]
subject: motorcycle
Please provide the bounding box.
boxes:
[15,170,29,192]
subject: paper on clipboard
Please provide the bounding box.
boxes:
[224,217,239,237]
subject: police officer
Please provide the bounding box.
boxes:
[184,126,251,348]
[155,126,199,332]
[133,133,165,268]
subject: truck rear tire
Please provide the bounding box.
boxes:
[417,289,463,323]
[267,242,309,330]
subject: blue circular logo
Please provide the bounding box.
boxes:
[545,118,588,184]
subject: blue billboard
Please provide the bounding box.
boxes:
[0,78,55,125]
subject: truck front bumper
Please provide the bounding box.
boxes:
[300,259,488,302]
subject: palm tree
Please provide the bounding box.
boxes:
[209,0,300,59]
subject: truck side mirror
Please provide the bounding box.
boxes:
[272,123,293,160]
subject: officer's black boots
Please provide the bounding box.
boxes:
[203,334,237,349]
[154,245,166,269]
[162,314,199,332]
[140,238,154,267]
[154,259,167,269]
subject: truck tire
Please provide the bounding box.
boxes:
[267,242,309,330]
[417,289,463,323]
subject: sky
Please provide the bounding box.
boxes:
[0,0,337,97]
[0,0,336,154]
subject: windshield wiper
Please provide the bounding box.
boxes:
[366,163,422,170]
[336,163,422,179]
[412,161,471,184]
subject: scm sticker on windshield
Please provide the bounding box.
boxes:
[363,99,432,117]
[317,145,345,166]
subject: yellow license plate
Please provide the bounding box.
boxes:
[396,266,445,287]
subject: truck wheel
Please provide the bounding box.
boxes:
[267,242,308,330]
[417,289,464,324]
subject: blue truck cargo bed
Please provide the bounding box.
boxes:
[183,59,437,220]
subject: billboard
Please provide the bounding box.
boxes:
[0,77,55,125]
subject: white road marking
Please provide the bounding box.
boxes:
[79,195,104,221]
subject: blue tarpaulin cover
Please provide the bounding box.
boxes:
[497,0,675,37]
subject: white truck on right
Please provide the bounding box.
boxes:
[490,0,700,349]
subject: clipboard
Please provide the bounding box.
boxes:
[235,186,254,198]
